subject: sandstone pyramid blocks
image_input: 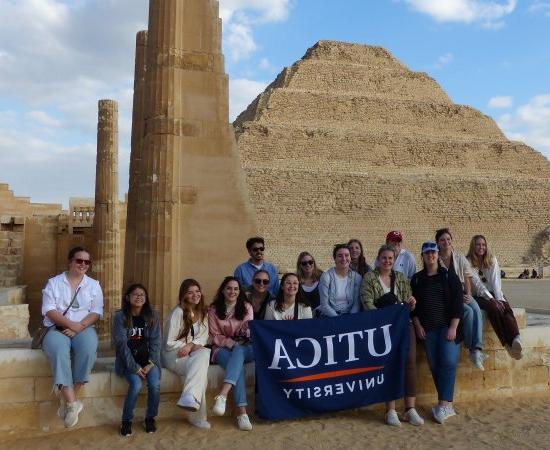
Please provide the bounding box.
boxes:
[235,40,550,269]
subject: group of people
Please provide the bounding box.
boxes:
[39,229,523,436]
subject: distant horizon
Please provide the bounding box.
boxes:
[0,0,548,207]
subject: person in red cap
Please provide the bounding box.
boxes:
[386,231,417,280]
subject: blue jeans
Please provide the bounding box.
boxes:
[42,326,98,388]
[462,298,483,351]
[122,365,161,421]
[214,344,254,407]
[424,327,460,402]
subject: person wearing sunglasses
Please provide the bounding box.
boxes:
[265,273,313,320]
[234,237,279,297]
[296,252,323,316]
[318,244,362,318]
[245,270,273,320]
[41,246,104,428]
[410,241,463,424]
[466,235,523,360]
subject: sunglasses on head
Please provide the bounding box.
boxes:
[73,258,91,266]
[251,247,265,252]
[300,260,314,266]
[253,278,270,285]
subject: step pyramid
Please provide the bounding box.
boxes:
[234,41,550,269]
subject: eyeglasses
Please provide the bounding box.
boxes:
[300,260,314,266]
[253,279,270,286]
[73,258,91,266]
[251,247,265,252]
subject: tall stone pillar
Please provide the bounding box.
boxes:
[94,99,121,337]
[129,0,256,323]
[124,31,148,290]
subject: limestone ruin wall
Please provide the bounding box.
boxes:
[235,40,550,271]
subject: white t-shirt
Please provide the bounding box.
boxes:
[334,275,348,307]
[264,300,313,320]
[379,276,391,294]
[302,281,319,293]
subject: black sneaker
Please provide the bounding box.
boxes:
[144,417,157,433]
[120,420,132,437]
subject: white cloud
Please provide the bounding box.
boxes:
[229,78,268,121]
[497,94,550,158]
[258,57,272,70]
[404,0,517,27]
[488,95,513,108]
[529,1,550,16]
[27,110,62,128]
[434,52,454,69]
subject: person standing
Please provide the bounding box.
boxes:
[386,231,417,280]
[163,279,212,429]
[411,241,463,424]
[234,237,279,296]
[41,246,103,428]
[113,284,161,436]
[318,244,362,318]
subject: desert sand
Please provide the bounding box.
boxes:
[2,395,549,450]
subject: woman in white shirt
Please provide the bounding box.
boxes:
[41,246,104,428]
[162,279,211,429]
[265,273,313,320]
[466,235,523,360]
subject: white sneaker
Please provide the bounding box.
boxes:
[177,393,200,412]
[237,413,253,431]
[64,400,83,428]
[57,397,66,419]
[188,417,211,429]
[212,395,226,416]
[384,409,401,427]
[469,350,485,371]
[511,336,523,359]
[432,405,456,424]
[403,408,424,426]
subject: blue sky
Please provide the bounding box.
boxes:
[0,0,548,206]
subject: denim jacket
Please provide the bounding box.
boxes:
[113,309,162,377]
[318,268,362,317]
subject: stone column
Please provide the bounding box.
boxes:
[94,99,121,337]
[123,31,148,290]
[130,0,256,324]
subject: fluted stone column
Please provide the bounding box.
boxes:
[94,99,121,337]
[130,0,256,323]
[123,31,148,290]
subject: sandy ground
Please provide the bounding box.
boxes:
[502,279,550,312]
[3,395,549,450]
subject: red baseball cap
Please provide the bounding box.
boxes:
[386,230,403,242]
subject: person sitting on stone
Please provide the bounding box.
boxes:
[467,235,523,360]
[234,237,279,296]
[41,246,103,428]
[296,251,323,316]
[385,230,417,280]
[113,284,161,436]
[361,244,422,427]
[209,277,254,431]
[162,279,211,430]
[348,238,372,276]
[436,228,486,371]
[265,273,312,320]
[244,269,273,320]
[318,244,362,317]
[518,269,529,279]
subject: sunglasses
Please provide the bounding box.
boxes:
[73,258,91,266]
[253,278,270,285]
[300,260,314,266]
[251,247,265,252]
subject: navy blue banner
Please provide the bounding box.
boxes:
[250,305,410,420]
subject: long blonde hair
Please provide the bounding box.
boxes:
[466,234,494,269]
[296,251,323,282]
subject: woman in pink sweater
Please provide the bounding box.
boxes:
[208,276,254,431]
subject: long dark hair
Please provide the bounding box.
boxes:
[176,278,208,341]
[274,273,309,312]
[347,239,369,276]
[212,276,250,321]
[122,283,155,329]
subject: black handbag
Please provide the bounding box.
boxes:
[374,271,399,308]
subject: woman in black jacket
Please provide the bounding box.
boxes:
[411,241,463,425]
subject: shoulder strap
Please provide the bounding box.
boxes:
[293,298,300,320]
[62,287,81,316]
[390,270,396,294]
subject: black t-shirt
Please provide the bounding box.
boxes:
[127,315,150,367]
[420,274,448,331]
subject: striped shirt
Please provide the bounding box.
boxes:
[420,274,447,331]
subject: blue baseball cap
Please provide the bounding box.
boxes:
[421,241,439,254]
